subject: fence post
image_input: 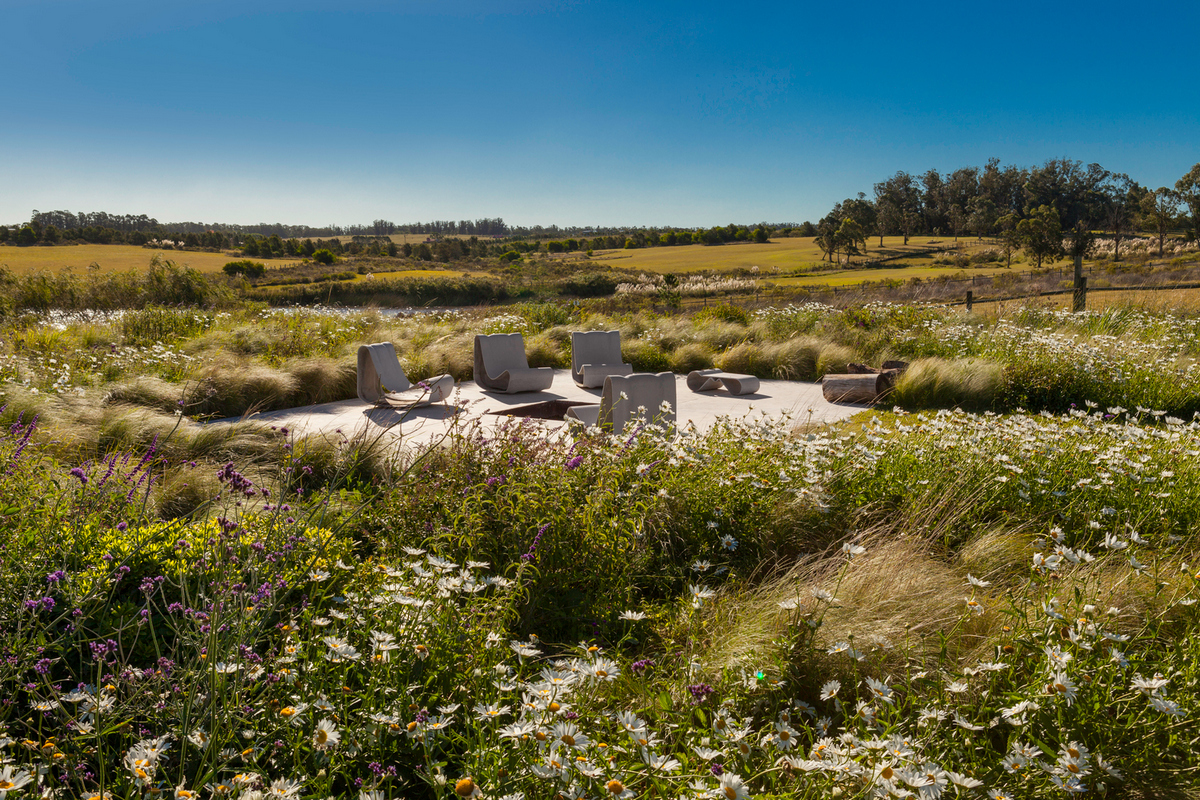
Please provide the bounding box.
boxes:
[966,290,973,311]
[1073,276,1087,312]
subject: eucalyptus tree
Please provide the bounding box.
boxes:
[1176,163,1200,243]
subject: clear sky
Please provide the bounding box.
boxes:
[3,0,1197,229]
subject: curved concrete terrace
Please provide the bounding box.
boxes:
[226,370,865,447]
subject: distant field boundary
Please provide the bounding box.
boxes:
[942,281,1200,307]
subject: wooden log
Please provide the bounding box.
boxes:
[822,373,888,404]
[881,360,909,372]
[846,362,877,374]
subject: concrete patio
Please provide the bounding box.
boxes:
[230,370,865,447]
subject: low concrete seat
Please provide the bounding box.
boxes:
[565,372,677,435]
[686,369,761,396]
[473,333,555,394]
[571,330,633,388]
[357,343,454,408]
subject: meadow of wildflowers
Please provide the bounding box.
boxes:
[0,380,1198,797]
[2,294,1200,796]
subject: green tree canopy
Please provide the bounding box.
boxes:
[1015,205,1063,268]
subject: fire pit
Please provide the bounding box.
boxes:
[486,400,592,420]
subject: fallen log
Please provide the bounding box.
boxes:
[821,373,894,404]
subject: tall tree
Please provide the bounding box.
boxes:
[836,219,866,264]
[839,195,877,251]
[874,172,922,244]
[1099,173,1136,261]
[1175,163,1200,243]
[967,196,999,239]
[997,213,1021,268]
[921,169,949,234]
[814,219,839,263]
[1016,205,1064,268]
[979,158,1028,216]
[1024,159,1108,232]
[1140,188,1181,257]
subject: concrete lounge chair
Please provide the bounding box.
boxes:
[571,330,633,388]
[686,368,760,396]
[564,372,677,435]
[473,333,555,394]
[357,342,454,408]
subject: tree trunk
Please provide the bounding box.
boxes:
[822,373,893,404]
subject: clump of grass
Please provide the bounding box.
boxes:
[525,331,569,368]
[667,341,715,373]
[285,357,356,406]
[892,357,1003,410]
[187,360,299,418]
[715,341,772,378]
[104,376,184,413]
[815,342,857,377]
[155,465,220,519]
[622,338,671,372]
[404,335,476,382]
[762,337,822,381]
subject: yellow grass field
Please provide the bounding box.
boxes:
[970,286,1200,315]
[586,236,993,274]
[0,244,246,274]
[765,264,1029,287]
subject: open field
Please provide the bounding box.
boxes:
[967,285,1200,315]
[586,235,994,273]
[0,243,249,274]
[764,264,1024,287]
[1,297,1200,797]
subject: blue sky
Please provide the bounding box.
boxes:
[3,0,1197,228]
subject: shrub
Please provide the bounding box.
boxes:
[312,249,337,265]
[222,260,266,278]
[558,272,618,297]
[692,302,750,326]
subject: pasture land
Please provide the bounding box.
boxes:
[0,243,246,274]
[764,264,1021,287]
[586,235,996,273]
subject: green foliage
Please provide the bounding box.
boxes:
[311,248,337,265]
[692,302,750,326]
[557,272,617,297]
[223,259,266,278]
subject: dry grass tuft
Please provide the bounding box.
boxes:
[715,342,772,378]
[667,342,716,374]
[815,343,857,377]
[892,358,1002,411]
[104,376,186,413]
[763,337,822,381]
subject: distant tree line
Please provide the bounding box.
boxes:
[812,159,1200,264]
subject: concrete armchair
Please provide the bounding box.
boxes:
[473,333,555,394]
[565,372,677,435]
[357,343,454,408]
[570,330,633,388]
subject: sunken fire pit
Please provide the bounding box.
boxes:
[486,399,592,420]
